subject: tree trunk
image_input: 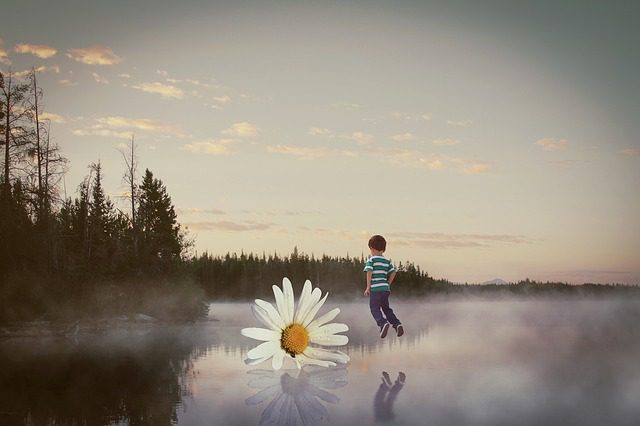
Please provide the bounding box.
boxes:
[33,69,43,215]
[3,73,10,198]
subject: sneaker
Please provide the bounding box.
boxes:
[380,322,390,338]
[382,371,392,387]
[395,324,404,337]
[397,372,406,385]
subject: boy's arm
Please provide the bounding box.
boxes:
[388,271,397,286]
[365,271,372,295]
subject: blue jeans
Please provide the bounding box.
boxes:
[369,291,401,327]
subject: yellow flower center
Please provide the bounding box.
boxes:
[281,323,309,357]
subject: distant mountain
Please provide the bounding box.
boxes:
[480,278,509,285]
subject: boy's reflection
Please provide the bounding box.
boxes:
[374,371,406,422]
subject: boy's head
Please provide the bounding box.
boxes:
[368,235,386,253]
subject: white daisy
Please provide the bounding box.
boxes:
[241,277,350,369]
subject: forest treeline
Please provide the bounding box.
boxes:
[191,249,640,300]
[1,69,638,322]
[0,69,202,321]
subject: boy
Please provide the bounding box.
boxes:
[364,235,404,338]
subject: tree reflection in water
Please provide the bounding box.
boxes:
[0,327,201,425]
[246,366,348,425]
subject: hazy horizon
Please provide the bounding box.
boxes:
[2,0,639,285]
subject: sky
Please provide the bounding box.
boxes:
[1,0,639,284]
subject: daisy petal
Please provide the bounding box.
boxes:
[294,280,312,323]
[245,356,270,366]
[301,292,328,327]
[272,284,289,325]
[247,340,281,359]
[251,305,282,332]
[309,334,349,346]
[245,385,281,405]
[306,308,340,332]
[304,347,350,364]
[300,287,322,326]
[272,350,285,370]
[255,299,285,329]
[306,383,341,404]
[241,327,281,342]
[309,323,349,339]
[298,354,337,367]
[282,277,295,325]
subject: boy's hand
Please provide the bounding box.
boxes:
[364,288,370,296]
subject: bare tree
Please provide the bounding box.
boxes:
[119,134,138,230]
[30,68,44,215]
[119,135,139,256]
[0,70,34,202]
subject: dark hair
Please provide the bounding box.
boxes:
[368,235,386,251]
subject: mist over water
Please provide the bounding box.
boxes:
[1,299,639,425]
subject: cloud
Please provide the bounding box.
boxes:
[447,119,473,127]
[14,43,57,58]
[58,79,77,86]
[71,128,132,139]
[432,138,460,146]
[620,148,640,156]
[392,132,415,142]
[72,115,185,139]
[187,79,219,89]
[308,127,333,136]
[183,138,238,155]
[176,208,226,215]
[132,82,184,99]
[535,137,569,151]
[333,102,361,111]
[184,220,273,232]
[391,231,534,249]
[97,116,183,135]
[221,122,258,137]
[156,69,169,77]
[267,142,488,175]
[91,72,108,84]
[243,209,313,217]
[0,39,10,64]
[14,65,60,78]
[373,148,490,174]
[40,112,66,123]
[66,46,123,65]
[347,131,374,145]
[118,73,131,79]
[213,95,231,104]
[457,160,491,174]
[302,228,532,249]
[374,148,446,170]
[391,112,431,121]
[267,145,335,159]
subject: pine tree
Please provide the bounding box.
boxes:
[138,169,183,265]
[88,162,116,266]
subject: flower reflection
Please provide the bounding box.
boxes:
[246,365,348,425]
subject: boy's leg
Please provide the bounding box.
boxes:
[379,292,401,327]
[369,292,388,327]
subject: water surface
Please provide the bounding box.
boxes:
[1,299,639,425]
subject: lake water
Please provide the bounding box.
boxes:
[1,299,639,425]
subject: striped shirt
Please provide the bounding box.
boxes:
[363,255,397,292]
